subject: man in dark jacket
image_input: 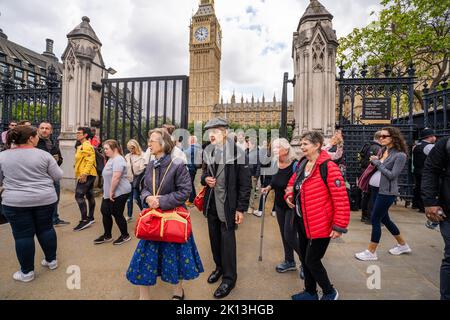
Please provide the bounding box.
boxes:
[422,136,450,300]
[201,118,251,299]
[37,121,69,226]
[359,131,382,223]
[413,128,436,212]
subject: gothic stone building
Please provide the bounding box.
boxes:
[212,93,294,127]
[0,28,62,88]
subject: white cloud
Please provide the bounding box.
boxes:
[0,0,381,101]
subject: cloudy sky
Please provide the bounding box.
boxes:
[0,0,381,101]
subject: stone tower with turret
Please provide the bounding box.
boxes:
[292,0,338,137]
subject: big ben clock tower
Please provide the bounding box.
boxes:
[189,0,222,123]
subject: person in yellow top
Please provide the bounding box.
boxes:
[74,127,98,232]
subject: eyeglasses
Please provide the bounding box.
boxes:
[380,135,391,139]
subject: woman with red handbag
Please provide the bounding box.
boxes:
[126,129,203,300]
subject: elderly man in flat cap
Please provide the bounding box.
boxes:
[200,118,251,299]
[412,128,437,213]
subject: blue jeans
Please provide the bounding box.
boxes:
[440,219,450,300]
[369,186,400,243]
[126,186,143,218]
[53,181,61,223]
[2,203,57,273]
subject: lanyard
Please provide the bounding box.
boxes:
[152,159,174,196]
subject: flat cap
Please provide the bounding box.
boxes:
[204,117,229,130]
[420,128,435,139]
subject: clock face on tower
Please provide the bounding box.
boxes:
[194,26,209,42]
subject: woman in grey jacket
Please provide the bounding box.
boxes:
[355,127,411,261]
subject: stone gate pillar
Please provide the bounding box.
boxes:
[292,0,338,138]
[59,16,106,190]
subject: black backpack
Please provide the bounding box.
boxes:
[95,148,106,174]
[358,142,372,169]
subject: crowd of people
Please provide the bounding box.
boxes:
[0,118,449,300]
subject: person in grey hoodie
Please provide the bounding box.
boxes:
[355,126,411,261]
[0,125,63,283]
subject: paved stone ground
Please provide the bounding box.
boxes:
[0,177,444,300]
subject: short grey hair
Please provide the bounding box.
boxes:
[300,131,324,148]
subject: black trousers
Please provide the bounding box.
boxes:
[294,214,334,295]
[75,175,96,221]
[207,207,237,285]
[275,204,300,263]
[361,190,374,220]
[100,193,130,238]
[413,173,424,211]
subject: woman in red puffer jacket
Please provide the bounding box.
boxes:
[285,131,350,301]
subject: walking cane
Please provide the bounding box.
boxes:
[258,193,267,262]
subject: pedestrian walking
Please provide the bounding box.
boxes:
[36,121,69,226]
[355,127,411,261]
[201,118,251,299]
[126,128,203,300]
[412,128,436,213]
[261,138,303,277]
[125,139,146,222]
[247,137,261,215]
[285,131,350,300]
[0,125,63,282]
[94,140,131,245]
[73,127,97,231]
[184,135,202,206]
[422,135,450,300]
[358,131,382,223]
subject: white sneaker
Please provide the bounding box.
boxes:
[389,244,412,256]
[252,210,262,217]
[41,259,58,270]
[13,270,35,282]
[355,250,378,261]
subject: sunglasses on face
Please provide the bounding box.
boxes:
[380,135,391,139]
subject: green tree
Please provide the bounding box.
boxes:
[338,0,450,105]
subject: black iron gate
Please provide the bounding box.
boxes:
[100,75,189,149]
[0,66,61,147]
[337,64,417,201]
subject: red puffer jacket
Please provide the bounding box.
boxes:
[285,150,350,239]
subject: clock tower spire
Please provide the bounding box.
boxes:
[188,0,222,123]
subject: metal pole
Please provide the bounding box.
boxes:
[281,72,288,138]
[258,194,267,262]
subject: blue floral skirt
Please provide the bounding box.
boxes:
[126,234,204,286]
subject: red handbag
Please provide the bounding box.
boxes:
[357,164,377,193]
[193,186,206,211]
[357,149,383,193]
[135,207,192,244]
[134,159,191,243]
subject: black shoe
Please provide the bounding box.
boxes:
[54,220,70,227]
[299,266,305,280]
[207,269,223,284]
[360,217,369,223]
[172,289,185,300]
[214,282,235,299]
[73,220,90,231]
[113,235,131,245]
[94,235,113,245]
